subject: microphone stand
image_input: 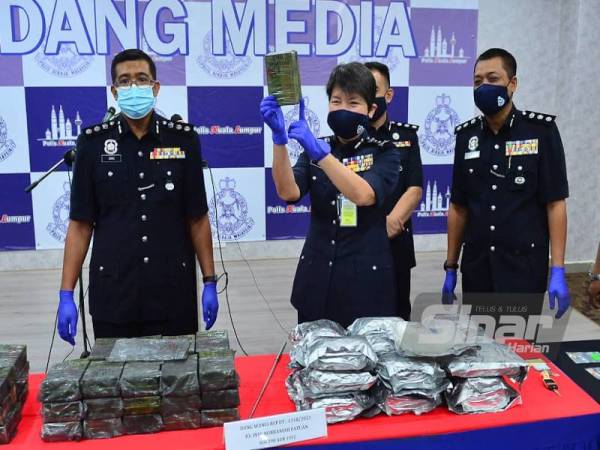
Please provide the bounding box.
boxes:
[25,108,115,359]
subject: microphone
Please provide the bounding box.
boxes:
[103,106,116,123]
[171,113,183,123]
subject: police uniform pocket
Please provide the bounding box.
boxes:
[507,169,535,191]
[89,260,119,317]
[290,254,315,311]
[152,163,183,203]
[96,167,129,205]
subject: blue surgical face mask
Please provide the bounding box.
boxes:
[116,85,156,120]
[327,109,370,140]
[473,82,511,116]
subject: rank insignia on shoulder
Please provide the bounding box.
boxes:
[455,116,482,134]
[342,153,374,172]
[150,147,186,160]
[390,121,419,131]
[521,110,556,124]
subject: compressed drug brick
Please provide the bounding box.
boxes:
[195,330,230,352]
[40,421,83,442]
[81,361,124,399]
[160,355,199,397]
[41,401,84,423]
[89,338,117,361]
[160,395,202,416]
[198,350,238,391]
[163,411,202,431]
[83,418,124,440]
[39,359,89,403]
[83,398,123,420]
[120,362,161,398]
[123,396,161,416]
[200,408,240,427]
[202,389,240,409]
[122,414,163,435]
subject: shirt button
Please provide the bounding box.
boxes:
[140,194,146,200]
[99,266,104,272]
[312,176,316,180]
[332,220,336,225]
[531,243,535,248]
[468,168,473,174]
[143,257,150,263]
[141,214,147,221]
[494,144,499,150]
[492,184,497,190]
[331,240,335,245]
[182,262,186,267]
[301,255,305,260]
[491,205,496,211]
[331,200,335,206]
[142,236,148,243]
[107,171,113,177]
[490,225,495,231]
[138,151,143,157]
[490,246,495,252]
[518,165,523,171]
[372,265,377,270]
[492,164,498,170]
[139,172,145,179]
[167,171,172,176]
[328,261,333,267]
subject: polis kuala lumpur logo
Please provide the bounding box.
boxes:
[208,177,254,241]
[197,31,252,79]
[0,115,16,163]
[35,43,93,78]
[284,97,320,164]
[47,181,70,243]
[420,94,460,157]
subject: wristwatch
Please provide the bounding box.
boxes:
[443,261,459,271]
[202,275,218,284]
[588,271,600,282]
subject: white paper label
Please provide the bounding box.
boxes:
[224,409,328,450]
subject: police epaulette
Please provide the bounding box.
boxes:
[390,121,419,131]
[521,110,556,124]
[83,120,117,136]
[454,116,482,134]
[158,119,196,134]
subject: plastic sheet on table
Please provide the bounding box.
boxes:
[445,377,522,414]
[200,408,240,427]
[163,411,202,431]
[295,336,378,372]
[80,361,124,399]
[195,330,230,352]
[286,368,377,401]
[39,359,89,403]
[161,395,202,416]
[122,414,164,435]
[83,418,124,439]
[83,397,123,420]
[41,401,84,423]
[198,350,238,391]
[161,355,200,397]
[120,362,161,398]
[107,338,190,362]
[201,389,240,409]
[88,338,117,361]
[40,421,83,442]
[123,396,161,416]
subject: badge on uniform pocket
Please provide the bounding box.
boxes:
[514,176,526,185]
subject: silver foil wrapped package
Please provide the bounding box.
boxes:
[444,341,529,383]
[445,377,522,414]
[376,352,447,394]
[294,392,375,424]
[295,336,378,371]
[347,317,406,354]
[286,368,377,400]
[381,393,440,416]
[290,320,347,345]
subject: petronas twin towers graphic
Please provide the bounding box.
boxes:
[39,105,82,147]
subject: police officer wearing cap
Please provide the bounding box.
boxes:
[56,49,219,343]
[443,48,571,318]
[261,63,401,327]
[366,62,423,321]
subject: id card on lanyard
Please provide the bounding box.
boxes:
[337,194,357,227]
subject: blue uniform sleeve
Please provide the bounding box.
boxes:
[184,133,209,219]
[362,145,401,208]
[69,134,96,222]
[450,133,467,206]
[406,134,423,188]
[288,151,311,204]
[538,122,569,203]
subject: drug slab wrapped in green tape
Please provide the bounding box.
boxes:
[0,367,15,402]
[88,338,117,361]
[264,51,302,106]
[83,398,124,419]
[163,335,196,355]
[198,350,238,391]
[0,384,17,426]
[39,359,89,403]
[160,354,199,397]
[195,330,230,351]
[42,401,84,423]
[0,408,20,444]
[202,389,240,409]
[120,362,161,398]
[122,414,164,435]
[108,338,190,362]
[83,418,124,439]
[163,411,202,431]
[81,361,124,399]
[0,345,27,372]
[123,396,161,416]
[160,395,201,416]
[40,421,83,442]
[200,408,240,427]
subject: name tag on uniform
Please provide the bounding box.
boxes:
[101,154,122,163]
[505,139,538,156]
[393,140,411,148]
[337,194,357,228]
[150,147,186,160]
[342,154,373,173]
[464,151,480,160]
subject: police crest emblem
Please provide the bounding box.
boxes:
[208,177,255,241]
[0,116,16,163]
[421,94,460,157]
[284,97,321,164]
[196,32,252,79]
[47,182,70,243]
[34,44,92,78]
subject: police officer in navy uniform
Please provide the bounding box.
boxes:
[56,49,219,343]
[261,63,401,327]
[442,48,571,318]
[366,62,423,321]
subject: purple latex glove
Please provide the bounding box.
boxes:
[202,282,219,330]
[260,95,288,145]
[57,290,78,346]
[548,266,571,319]
[287,99,331,162]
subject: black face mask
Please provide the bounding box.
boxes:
[327,109,370,140]
[370,96,388,123]
[473,82,512,116]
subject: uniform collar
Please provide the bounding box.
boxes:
[116,110,162,140]
[482,105,517,133]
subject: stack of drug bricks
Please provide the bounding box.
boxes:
[0,345,29,445]
[40,331,240,442]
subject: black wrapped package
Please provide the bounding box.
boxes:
[83,398,123,419]
[0,367,16,402]
[0,345,27,379]
[83,418,124,439]
[0,408,20,444]
[122,414,164,435]
[41,421,83,442]
[161,395,202,416]
[163,411,202,431]
[123,396,161,416]
[81,361,124,399]
[202,389,240,409]
[198,350,238,391]
[89,338,117,361]
[201,408,240,427]
[42,401,84,423]
[195,330,230,351]
[108,338,190,362]
[0,384,17,426]
[161,355,200,397]
[120,362,161,398]
[39,359,89,403]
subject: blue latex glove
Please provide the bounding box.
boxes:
[57,290,78,346]
[202,282,219,330]
[287,99,331,162]
[442,270,457,305]
[548,266,571,319]
[260,95,288,145]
